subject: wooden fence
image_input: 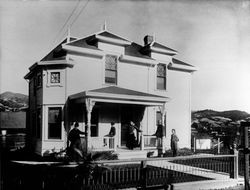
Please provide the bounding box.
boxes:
[2,154,239,190]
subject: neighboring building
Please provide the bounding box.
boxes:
[24,28,196,156]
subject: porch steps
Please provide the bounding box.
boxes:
[117,149,148,160]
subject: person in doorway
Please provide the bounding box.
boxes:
[126,121,141,150]
[68,122,87,161]
[170,129,179,157]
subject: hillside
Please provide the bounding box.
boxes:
[192,109,250,122]
[0,91,28,111]
[192,109,250,146]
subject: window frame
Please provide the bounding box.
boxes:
[36,72,42,88]
[47,106,63,140]
[104,54,118,85]
[47,70,63,87]
[156,63,167,90]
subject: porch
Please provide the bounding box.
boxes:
[67,86,169,156]
[80,135,159,159]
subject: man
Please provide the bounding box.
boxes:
[154,120,164,146]
[68,122,87,161]
[171,129,179,157]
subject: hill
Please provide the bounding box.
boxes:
[0,91,28,111]
[192,109,250,122]
[192,109,250,147]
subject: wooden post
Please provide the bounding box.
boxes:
[234,149,239,179]
[140,160,147,189]
[193,137,196,153]
[218,137,220,154]
[241,122,250,190]
[85,99,95,153]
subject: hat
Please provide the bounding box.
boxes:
[111,122,115,125]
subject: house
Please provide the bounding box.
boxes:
[24,28,196,157]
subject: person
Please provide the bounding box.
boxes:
[104,122,116,147]
[126,121,141,150]
[170,129,179,157]
[68,122,87,161]
[108,122,116,137]
[153,120,164,147]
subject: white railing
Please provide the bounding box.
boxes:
[87,136,116,151]
[103,136,116,151]
[143,135,157,149]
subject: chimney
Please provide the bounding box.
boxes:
[144,35,154,46]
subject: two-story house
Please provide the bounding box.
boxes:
[24,29,196,158]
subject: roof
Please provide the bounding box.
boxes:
[89,86,166,98]
[151,42,178,53]
[124,42,153,60]
[69,86,169,106]
[168,58,197,73]
[41,37,77,61]
[172,58,195,67]
[65,35,100,50]
[96,31,131,43]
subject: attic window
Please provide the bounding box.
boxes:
[157,64,166,90]
[50,72,60,84]
[105,54,117,84]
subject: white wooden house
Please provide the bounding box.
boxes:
[24,29,196,157]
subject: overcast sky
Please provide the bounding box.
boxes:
[1,0,250,112]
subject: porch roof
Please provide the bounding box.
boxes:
[69,86,169,106]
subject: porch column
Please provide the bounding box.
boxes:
[140,122,144,151]
[159,103,167,154]
[85,98,95,152]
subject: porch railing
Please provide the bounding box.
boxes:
[87,136,116,151]
[143,135,157,149]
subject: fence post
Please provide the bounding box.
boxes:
[241,121,250,190]
[218,137,220,154]
[193,137,196,153]
[140,160,147,189]
[233,150,239,179]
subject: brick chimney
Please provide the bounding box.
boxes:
[144,35,154,46]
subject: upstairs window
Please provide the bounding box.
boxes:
[157,64,166,90]
[105,54,117,84]
[37,72,42,88]
[48,107,62,139]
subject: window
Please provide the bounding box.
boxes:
[33,77,36,96]
[37,73,42,88]
[48,107,62,139]
[50,72,60,84]
[157,64,166,90]
[105,54,117,84]
[90,109,99,137]
[36,108,41,138]
[156,111,162,125]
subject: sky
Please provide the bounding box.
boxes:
[1,0,250,112]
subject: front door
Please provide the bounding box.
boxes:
[120,105,145,147]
